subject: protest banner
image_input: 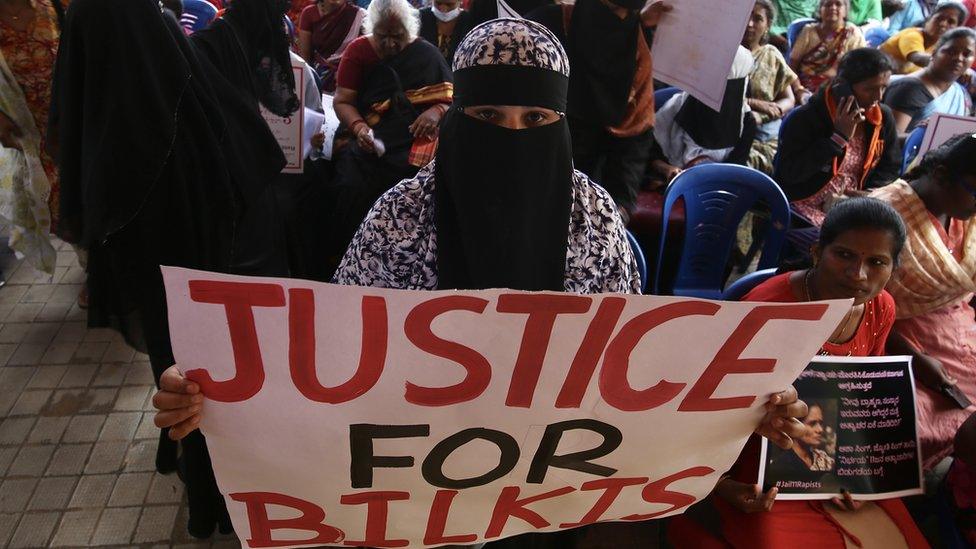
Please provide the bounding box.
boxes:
[760,357,923,500]
[162,267,852,548]
[651,0,753,111]
[261,63,306,174]
[918,113,976,158]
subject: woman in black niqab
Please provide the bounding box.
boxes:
[49,0,298,538]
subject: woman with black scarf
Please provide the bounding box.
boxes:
[153,18,811,548]
[49,0,298,538]
[334,18,640,293]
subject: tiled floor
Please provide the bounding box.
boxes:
[0,239,240,548]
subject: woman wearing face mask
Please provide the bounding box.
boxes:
[880,1,967,74]
[419,0,472,60]
[884,27,976,137]
[335,17,640,294]
[153,19,812,548]
[668,198,929,548]
[324,0,452,279]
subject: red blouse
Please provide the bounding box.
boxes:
[744,272,895,358]
[335,36,381,91]
[678,273,928,549]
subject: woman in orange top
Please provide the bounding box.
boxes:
[879,1,967,74]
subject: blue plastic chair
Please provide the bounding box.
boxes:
[787,18,815,54]
[284,15,296,41]
[902,125,927,174]
[654,164,791,299]
[722,268,778,301]
[864,26,891,47]
[626,229,648,294]
[654,87,682,112]
[180,0,218,34]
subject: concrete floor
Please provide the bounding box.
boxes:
[0,239,240,548]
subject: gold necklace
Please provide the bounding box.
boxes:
[804,268,855,348]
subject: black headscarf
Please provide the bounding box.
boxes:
[564,0,640,127]
[205,0,299,117]
[435,18,574,292]
[50,0,297,254]
[674,45,752,150]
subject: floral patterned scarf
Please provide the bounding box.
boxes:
[871,179,976,318]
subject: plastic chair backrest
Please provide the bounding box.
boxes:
[654,87,682,112]
[902,125,927,174]
[654,164,791,299]
[721,268,778,301]
[284,15,296,41]
[865,26,891,47]
[787,18,815,53]
[180,0,218,33]
[626,229,648,294]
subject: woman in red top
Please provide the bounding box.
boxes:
[297,0,365,91]
[669,197,930,547]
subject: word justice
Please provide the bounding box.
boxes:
[183,280,828,411]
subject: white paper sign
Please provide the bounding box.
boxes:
[318,94,342,161]
[651,0,754,111]
[163,267,851,548]
[302,108,326,162]
[262,63,306,174]
[759,357,923,502]
[918,113,976,157]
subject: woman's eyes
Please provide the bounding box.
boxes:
[469,109,556,126]
[474,109,498,120]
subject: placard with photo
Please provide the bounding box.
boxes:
[760,356,923,500]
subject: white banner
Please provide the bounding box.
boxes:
[163,267,851,548]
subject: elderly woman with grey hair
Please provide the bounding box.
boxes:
[320,0,453,278]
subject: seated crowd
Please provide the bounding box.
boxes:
[3,0,976,545]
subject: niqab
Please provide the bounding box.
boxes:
[435,19,573,292]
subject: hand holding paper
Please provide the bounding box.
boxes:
[161,267,853,548]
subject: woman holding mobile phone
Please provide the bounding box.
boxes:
[776,48,901,239]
